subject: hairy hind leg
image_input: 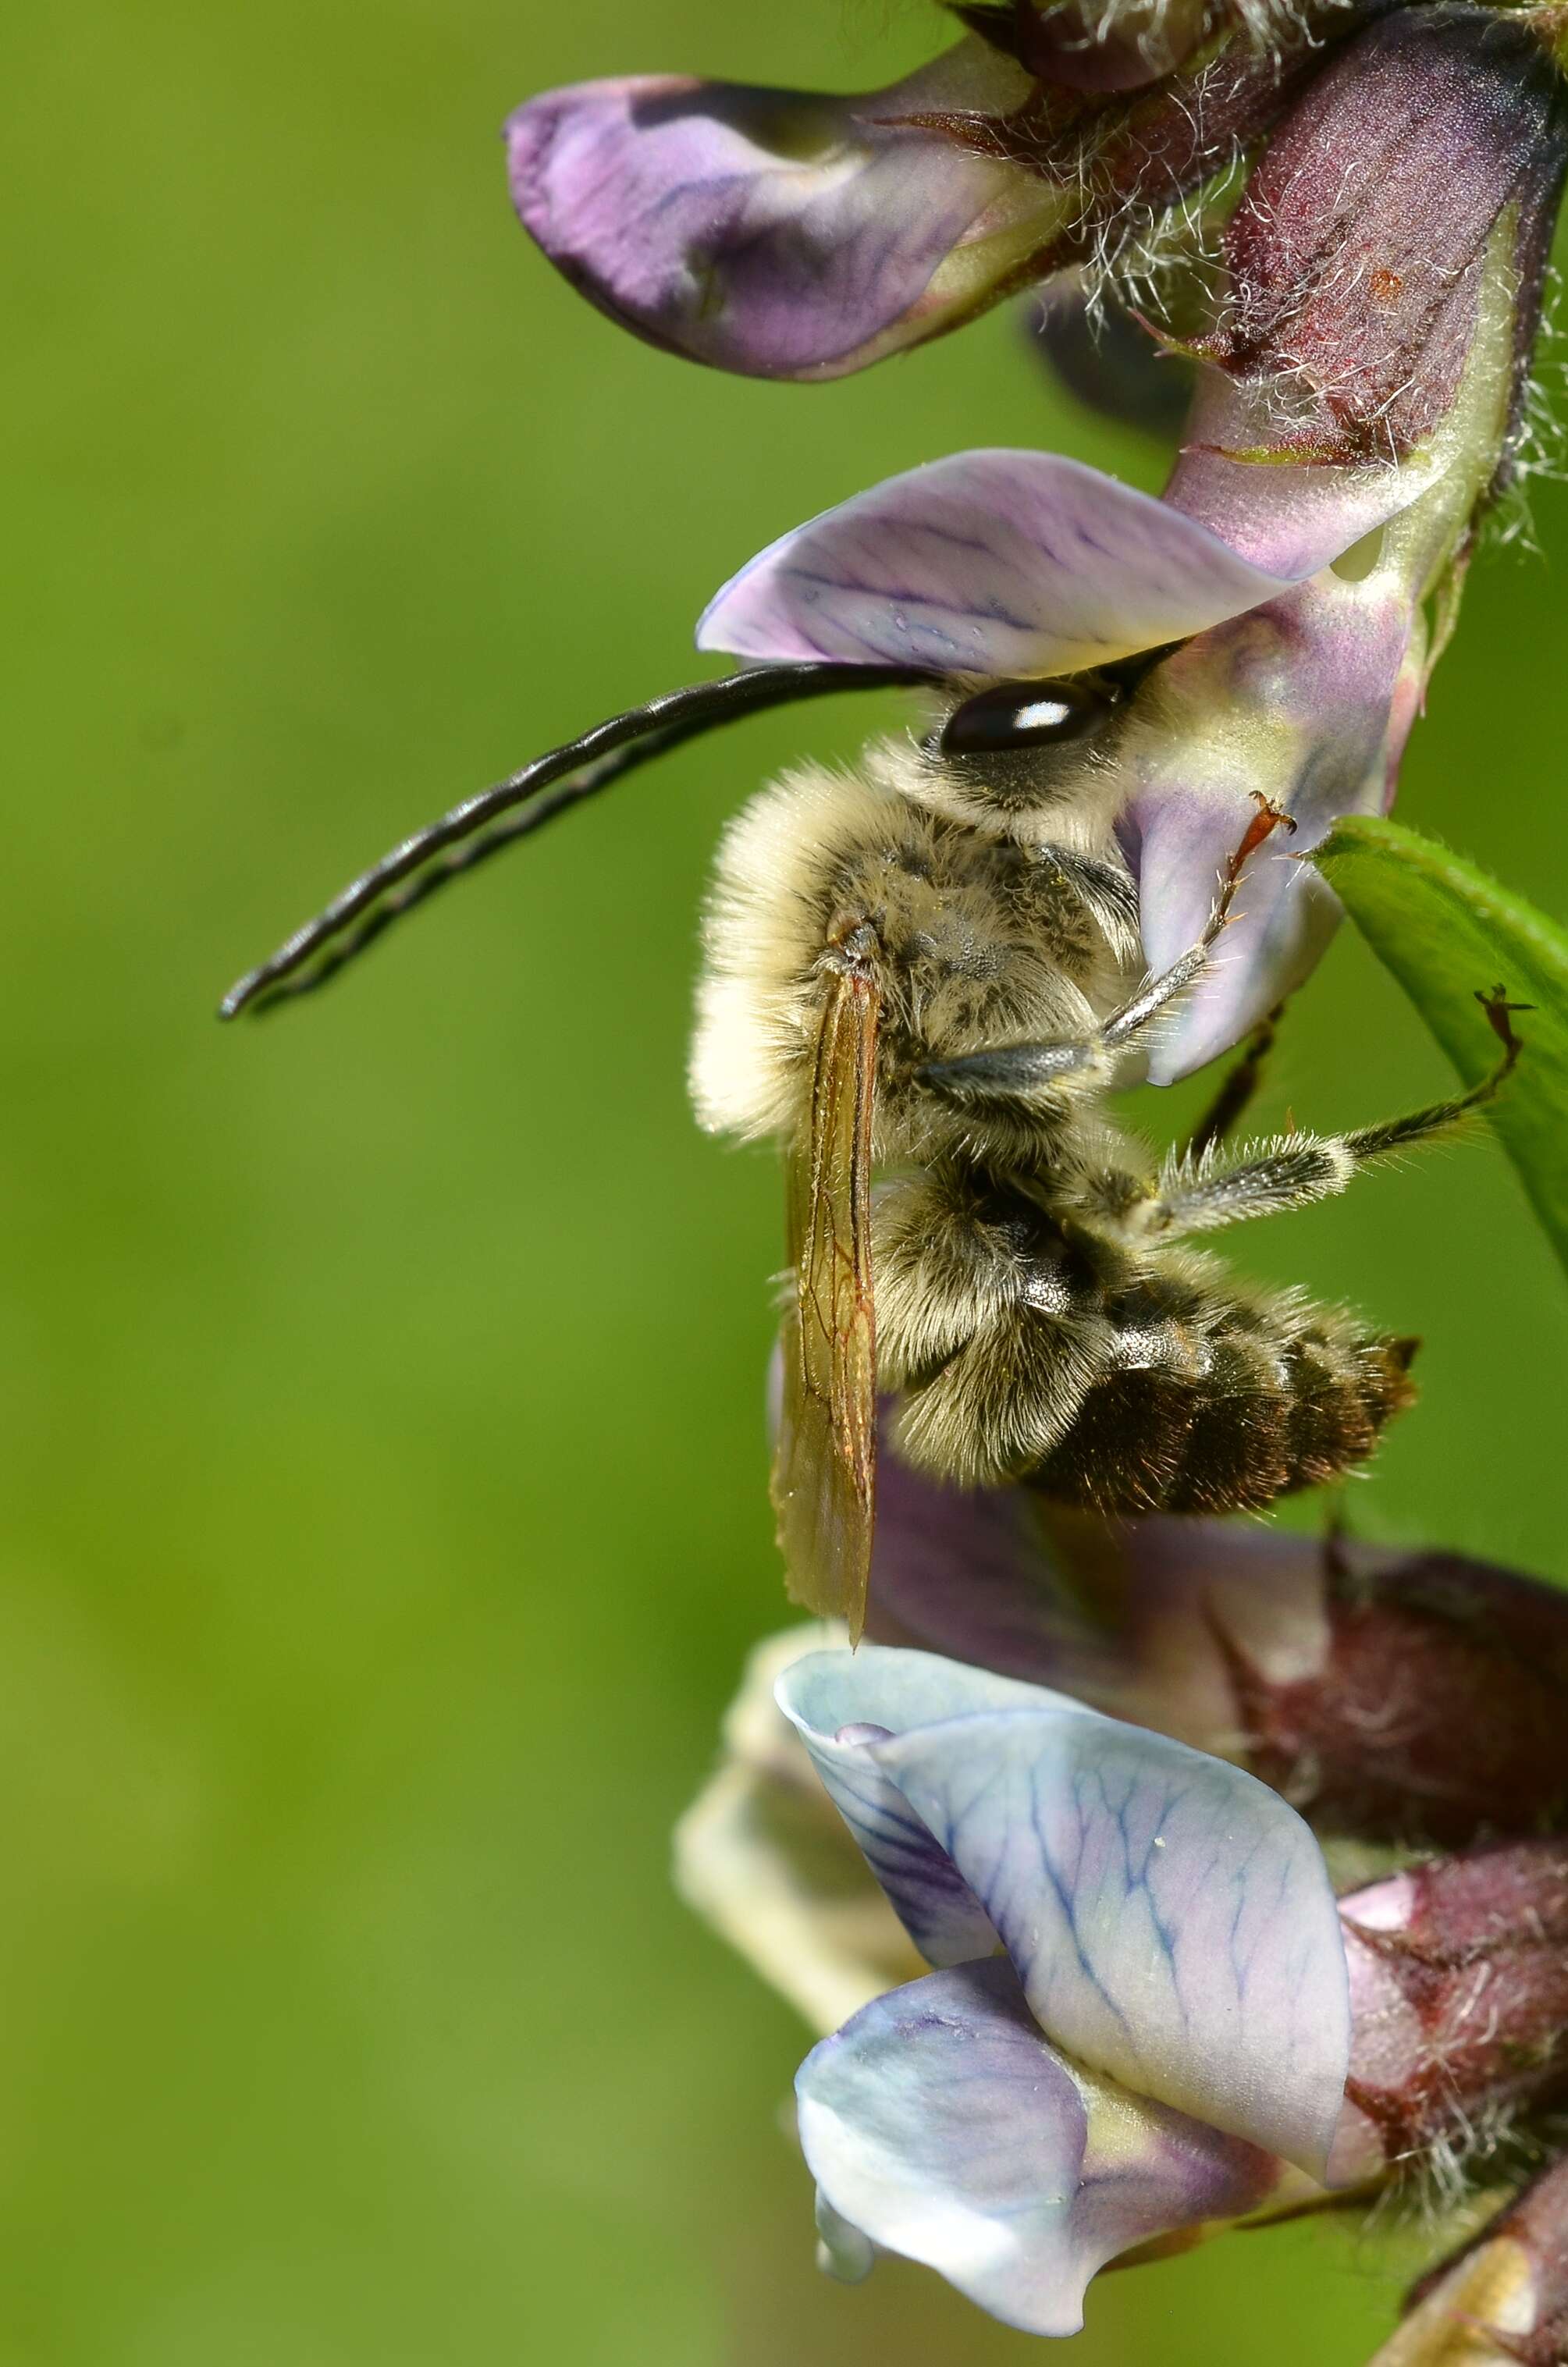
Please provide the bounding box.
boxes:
[1140,988,1526,1239]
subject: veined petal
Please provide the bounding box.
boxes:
[776,1648,1078,1966]
[697,449,1305,676]
[881,1690,1350,2174]
[796,1957,1284,2337]
[505,44,1050,382]
[784,1646,1351,2175]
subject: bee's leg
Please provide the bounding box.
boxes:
[914,933,1232,1112]
[1142,989,1526,1239]
[917,799,1292,1117]
[1105,792,1296,1039]
[917,917,1256,1113]
[1183,1004,1285,1160]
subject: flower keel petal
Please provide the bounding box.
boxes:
[797,1957,1283,2337]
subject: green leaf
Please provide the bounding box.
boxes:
[1313,815,1568,1277]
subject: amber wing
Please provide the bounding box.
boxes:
[771,963,880,1642]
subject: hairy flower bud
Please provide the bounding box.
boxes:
[1191,4,1568,469]
[1130,3,1568,1068]
[1210,1552,1568,1846]
[1332,1843,1568,2181]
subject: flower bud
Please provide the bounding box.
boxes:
[1207,1550,1568,1848]
[1331,1843,1568,2182]
[1190,4,1568,470]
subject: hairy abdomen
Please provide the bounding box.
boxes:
[1025,1321,1419,1513]
[875,1168,1419,1509]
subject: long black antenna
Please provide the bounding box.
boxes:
[219,660,942,1021]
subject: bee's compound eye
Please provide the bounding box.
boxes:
[939,677,1116,759]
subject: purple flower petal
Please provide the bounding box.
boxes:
[782,1646,1353,2176]
[863,1448,1327,1747]
[1119,553,1424,1082]
[796,1957,1283,2337]
[697,448,1312,676]
[864,1449,1116,1690]
[1164,367,1450,579]
[505,45,1050,382]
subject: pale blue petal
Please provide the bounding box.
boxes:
[783,1646,1352,2177]
[1119,570,1417,1083]
[774,1651,1092,1967]
[796,1957,1282,2336]
[873,1684,1351,2173]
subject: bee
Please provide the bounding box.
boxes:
[222,657,1520,1640]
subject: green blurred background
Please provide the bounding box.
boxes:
[5,1,1566,2359]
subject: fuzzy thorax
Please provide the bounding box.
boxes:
[689,728,1140,1153]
